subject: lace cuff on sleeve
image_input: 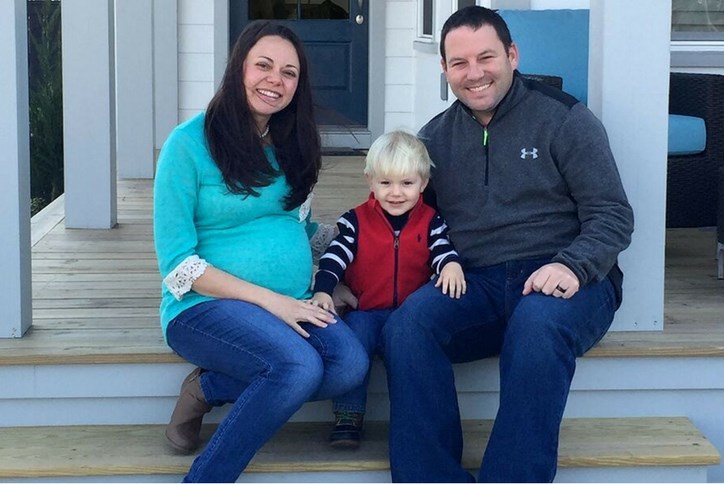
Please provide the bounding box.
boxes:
[163,255,209,301]
[310,222,338,263]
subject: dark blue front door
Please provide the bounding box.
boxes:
[230,1,369,127]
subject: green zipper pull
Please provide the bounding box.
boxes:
[482,127,489,147]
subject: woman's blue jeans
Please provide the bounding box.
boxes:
[332,308,391,414]
[382,258,618,483]
[166,298,369,483]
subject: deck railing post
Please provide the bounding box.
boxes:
[62,0,117,229]
[589,0,671,330]
[153,0,179,154]
[0,0,32,338]
[116,0,154,179]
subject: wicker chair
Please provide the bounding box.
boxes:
[667,73,724,229]
[718,165,724,279]
[521,73,563,90]
[668,73,724,279]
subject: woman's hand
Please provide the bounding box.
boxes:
[435,262,467,298]
[262,292,336,338]
[189,267,336,338]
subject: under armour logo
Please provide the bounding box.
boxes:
[520,148,538,159]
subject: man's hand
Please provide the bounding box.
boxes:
[435,262,467,298]
[522,262,580,299]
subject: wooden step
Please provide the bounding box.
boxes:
[4,317,724,366]
[0,418,718,480]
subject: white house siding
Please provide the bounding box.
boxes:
[178,0,215,122]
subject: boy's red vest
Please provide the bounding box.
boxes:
[346,195,435,310]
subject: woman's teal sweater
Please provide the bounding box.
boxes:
[153,113,316,338]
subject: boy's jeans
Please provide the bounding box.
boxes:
[166,298,368,483]
[382,258,617,483]
[332,308,391,414]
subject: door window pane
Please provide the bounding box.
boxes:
[301,0,350,20]
[250,0,298,20]
[458,0,476,9]
[672,0,724,39]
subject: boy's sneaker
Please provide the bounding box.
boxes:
[329,411,364,449]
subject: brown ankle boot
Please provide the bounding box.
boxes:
[165,367,212,454]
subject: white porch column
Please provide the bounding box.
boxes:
[153,0,179,151]
[0,0,32,338]
[588,0,671,331]
[213,0,230,89]
[116,0,154,179]
[62,0,117,229]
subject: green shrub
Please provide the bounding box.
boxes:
[27,0,63,215]
[30,197,47,217]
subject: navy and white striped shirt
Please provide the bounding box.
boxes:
[313,207,461,297]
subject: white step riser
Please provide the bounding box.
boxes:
[5,357,724,401]
[4,389,724,427]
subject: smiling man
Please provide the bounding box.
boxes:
[380,6,635,483]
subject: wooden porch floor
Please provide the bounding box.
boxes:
[3,156,723,365]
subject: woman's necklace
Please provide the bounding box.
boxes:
[258,124,270,139]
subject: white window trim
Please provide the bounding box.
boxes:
[417,0,435,42]
[414,0,484,51]
[670,2,724,67]
[671,40,724,68]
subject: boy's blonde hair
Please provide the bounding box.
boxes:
[364,129,434,179]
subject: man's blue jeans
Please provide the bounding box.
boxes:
[332,308,391,414]
[382,258,617,483]
[166,298,369,483]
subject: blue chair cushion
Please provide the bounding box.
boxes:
[499,9,590,105]
[668,114,706,155]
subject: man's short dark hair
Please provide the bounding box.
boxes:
[440,6,513,62]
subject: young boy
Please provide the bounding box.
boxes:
[311,129,466,449]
